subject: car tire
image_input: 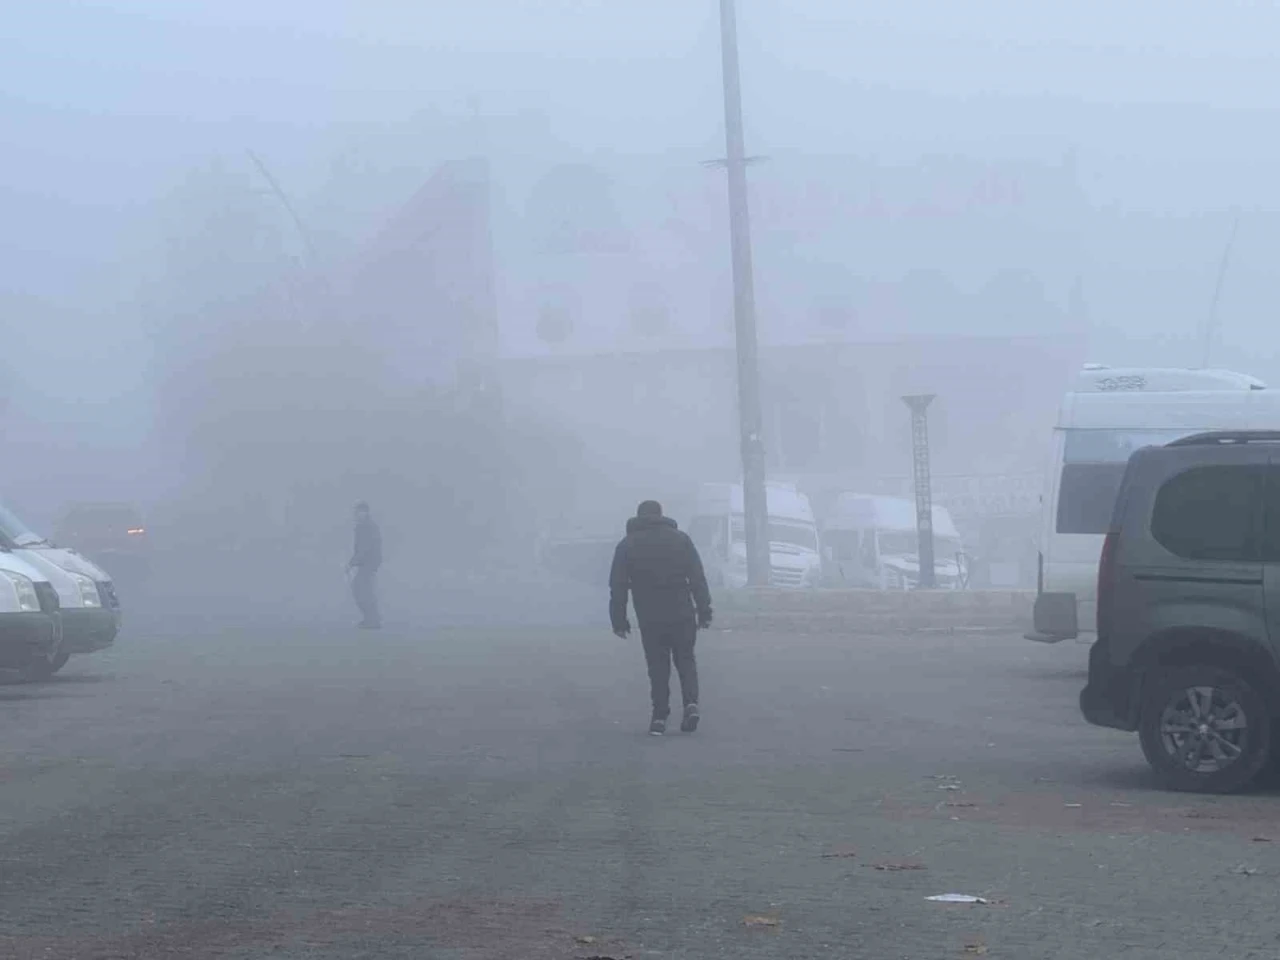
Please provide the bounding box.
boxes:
[1139,665,1271,794]
[20,650,70,683]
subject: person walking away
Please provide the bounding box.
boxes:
[609,500,713,735]
[348,501,382,629]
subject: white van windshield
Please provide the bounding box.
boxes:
[731,518,818,552]
[879,532,962,558]
[0,504,46,547]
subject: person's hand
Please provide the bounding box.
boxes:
[613,622,631,639]
[697,608,713,630]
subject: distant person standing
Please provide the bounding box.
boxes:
[348,501,382,629]
[609,501,713,735]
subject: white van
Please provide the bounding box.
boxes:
[823,494,967,589]
[0,549,62,679]
[0,502,120,675]
[689,482,822,589]
[1029,365,1280,642]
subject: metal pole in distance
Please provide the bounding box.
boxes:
[246,149,319,267]
[718,0,770,587]
[1200,211,1240,369]
[902,394,936,589]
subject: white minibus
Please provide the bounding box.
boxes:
[1029,365,1280,642]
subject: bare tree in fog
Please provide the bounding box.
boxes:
[138,154,589,605]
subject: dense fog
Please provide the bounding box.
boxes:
[6,0,1280,622]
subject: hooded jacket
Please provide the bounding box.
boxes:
[609,514,712,631]
[351,515,383,571]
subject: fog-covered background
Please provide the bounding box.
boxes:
[6,0,1280,613]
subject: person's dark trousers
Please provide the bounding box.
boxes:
[351,567,381,627]
[640,620,698,719]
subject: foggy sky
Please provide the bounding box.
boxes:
[7,0,1280,519]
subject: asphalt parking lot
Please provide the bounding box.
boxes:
[1,614,1279,959]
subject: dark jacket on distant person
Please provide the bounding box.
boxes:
[609,515,712,632]
[351,516,383,571]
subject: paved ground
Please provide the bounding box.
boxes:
[3,612,1280,959]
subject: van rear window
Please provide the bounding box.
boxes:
[1056,463,1128,534]
[1151,465,1261,562]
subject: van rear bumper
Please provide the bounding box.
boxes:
[1080,636,1141,731]
[1025,592,1079,642]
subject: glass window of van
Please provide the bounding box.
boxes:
[1151,465,1261,562]
[730,518,817,552]
[0,504,43,547]
[1057,429,1201,534]
[1064,429,1199,463]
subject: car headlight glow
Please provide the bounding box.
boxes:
[2,571,41,612]
[69,572,101,608]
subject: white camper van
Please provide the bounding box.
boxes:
[1029,365,1280,642]
[689,482,822,589]
[823,494,966,589]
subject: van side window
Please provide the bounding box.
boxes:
[1151,465,1261,562]
[1056,463,1128,534]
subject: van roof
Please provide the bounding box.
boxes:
[1060,385,1280,429]
[695,482,815,522]
[1072,366,1266,394]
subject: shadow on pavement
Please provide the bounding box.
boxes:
[1087,759,1280,799]
[0,683,66,702]
[44,672,112,685]
[0,669,111,700]
[1004,664,1089,683]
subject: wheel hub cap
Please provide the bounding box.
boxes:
[1159,685,1248,774]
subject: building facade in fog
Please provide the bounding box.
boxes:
[271,146,1089,575]
[489,149,1088,563]
[499,332,1084,521]
[333,156,499,393]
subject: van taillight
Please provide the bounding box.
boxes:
[1096,531,1118,635]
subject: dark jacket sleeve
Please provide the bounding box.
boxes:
[608,539,631,631]
[684,533,712,616]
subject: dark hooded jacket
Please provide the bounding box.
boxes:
[351,515,383,571]
[609,515,712,631]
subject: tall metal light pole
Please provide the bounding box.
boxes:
[718,0,770,586]
[902,394,936,589]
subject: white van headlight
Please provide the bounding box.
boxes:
[69,572,101,608]
[2,571,41,612]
